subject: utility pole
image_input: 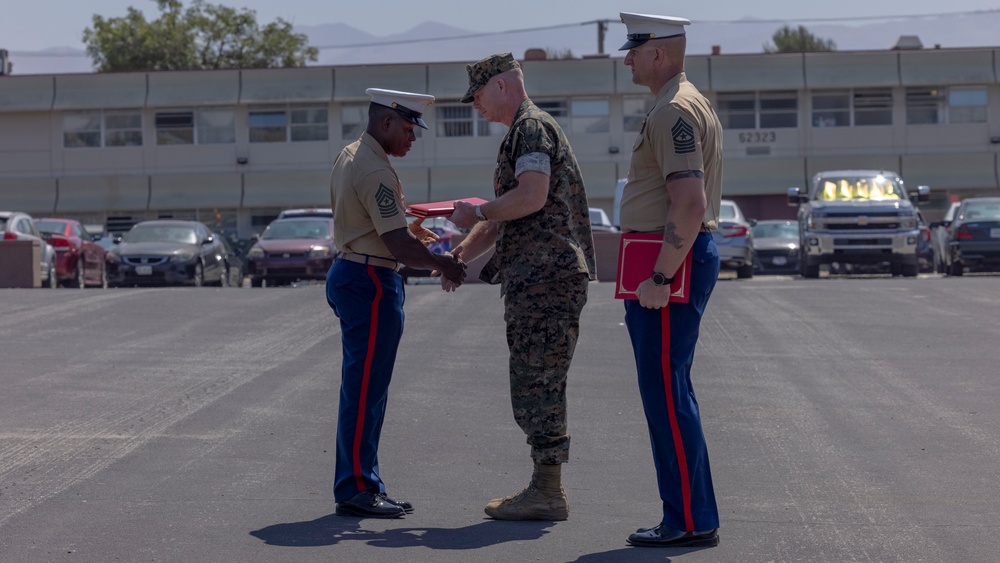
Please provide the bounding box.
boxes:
[583,19,616,56]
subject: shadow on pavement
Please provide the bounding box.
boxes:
[250,515,554,550]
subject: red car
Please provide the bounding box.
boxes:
[33,218,108,288]
[245,217,337,287]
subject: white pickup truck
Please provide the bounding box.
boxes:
[787,170,930,277]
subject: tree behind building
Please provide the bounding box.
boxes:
[83,0,318,72]
[763,25,836,53]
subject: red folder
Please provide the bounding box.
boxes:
[406,198,489,218]
[614,233,693,302]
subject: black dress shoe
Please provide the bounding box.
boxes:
[627,524,719,548]
[336,491,405,519]
[381,494,414,513]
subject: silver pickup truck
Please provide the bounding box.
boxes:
[787,170,930,278]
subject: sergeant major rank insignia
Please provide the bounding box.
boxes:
[376,183,399,218]
[671,117,696,155]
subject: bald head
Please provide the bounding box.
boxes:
[472,67,529,127]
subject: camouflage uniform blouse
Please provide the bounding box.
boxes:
[479,100,596,295]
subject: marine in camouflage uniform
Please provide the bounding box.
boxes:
[449,53,596,521]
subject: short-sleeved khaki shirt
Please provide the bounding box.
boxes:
[329,132,408,258]
[620,72,723,233]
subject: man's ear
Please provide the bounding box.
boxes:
[380,113,395,131]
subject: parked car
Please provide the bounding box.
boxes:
[277,208,333,219]
[106,220,230,287]
[1,211,58,288]
[916,211,934,274]
[215,234,246,288]
[751,220,799,275]
[398,217,462,282]
[930,201,961,274]
[943,197,1000,276]
[33,217,108,288]
[589,207,619,232]
[246,217,337,287]
[712,199,756,279]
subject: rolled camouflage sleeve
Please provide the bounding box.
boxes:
[515,152,551,177]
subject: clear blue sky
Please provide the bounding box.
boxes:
[4,0,1000,51]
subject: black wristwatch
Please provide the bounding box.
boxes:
[651,272,673,286]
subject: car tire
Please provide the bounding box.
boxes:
[736,264,754,279]
[71,260,85,289]
[250,277,263,288]
[193,262,204,287]
[948,260,963,277]
[47,261,57,288]
[800,251,819,278]
[901,263,919,277]
[218,264,230,287]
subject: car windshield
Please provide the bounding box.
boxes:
[125,225,198,244]
[816,175,902,201]
[35,220,67,234]
[0,218,8,230]
[963,202,1000,221]
[262,220,331,240]
[753,222,798,239]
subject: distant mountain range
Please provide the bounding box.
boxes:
[7,12,1000,75]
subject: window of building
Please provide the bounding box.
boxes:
[906,88,943,124]
[197,109,236,144]
[249,105,329,143]
[716,91,797,129]
[291,107,329,141]
[623,95,653,132]
[64,110,143,148]
[435,102,504,138]
[853,89,892,126]
[949,87,988,123]
[812,91,850,127]
[104,112,143,146]
[716,92,756,129]
[156,109,235,145]
[249,108,287,143]
[155,111,195,145]
[569,99,610,133]
[341,103,367,139]
[759,91,798,128]
[63,112,102,148]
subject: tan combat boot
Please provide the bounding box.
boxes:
[484,463,569,521]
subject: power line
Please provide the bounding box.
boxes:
[701,8,1000,25]
[10,8,1000,57]
[312,22,585,51]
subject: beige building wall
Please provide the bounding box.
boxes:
[1,47,998,235]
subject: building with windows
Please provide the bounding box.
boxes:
[1,46,998,239]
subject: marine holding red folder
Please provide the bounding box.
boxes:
[616,10,726,550]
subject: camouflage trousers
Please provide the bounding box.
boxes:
[503,273,589,465]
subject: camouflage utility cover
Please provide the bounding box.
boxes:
[461,52,521,103]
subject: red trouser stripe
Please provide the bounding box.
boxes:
[353,265,383,492]
[660,306,694,531]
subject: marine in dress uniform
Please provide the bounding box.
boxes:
[617,13,724,548]
[327,88,466,519]
[448,53,596,521]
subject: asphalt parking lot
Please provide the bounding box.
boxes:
[1,274,1000,562]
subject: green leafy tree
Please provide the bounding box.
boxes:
[764,25,836,53]
[83,0,318,72]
